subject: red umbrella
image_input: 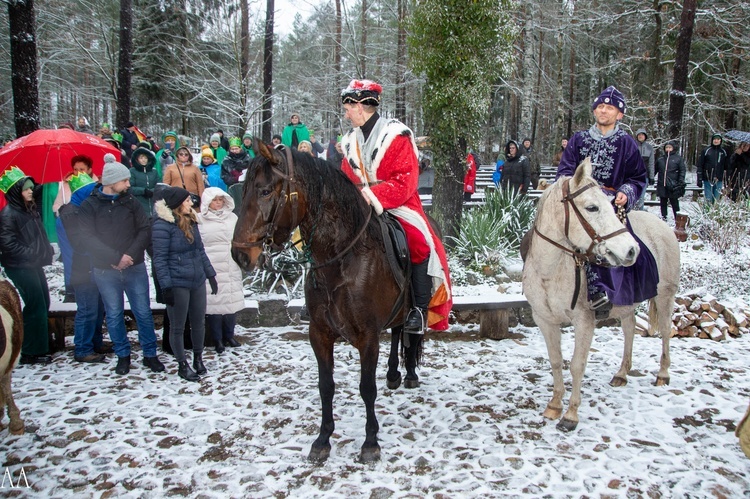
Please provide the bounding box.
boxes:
[0,128,120,184]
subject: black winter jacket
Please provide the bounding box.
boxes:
[151,200,215,290]
[77,186,151,269]
[696,144,728,184]
[0,178,53,269]
[221,150,252,187]
[500,141,531,194]
[655,144,687,199]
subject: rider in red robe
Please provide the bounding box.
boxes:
[339,80,452,331]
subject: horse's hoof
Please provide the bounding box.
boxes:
[543,406,562,420]
[9,421,24,435]
[308,445,331,463]
[404,377,419,389]
[358,445,381,464]
[655,376,670,386]
[386,373,402,390]
[610,376,628,387]
[556,418,578,432]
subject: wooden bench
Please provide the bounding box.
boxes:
[288,294,530,340]
[47,299,260,352]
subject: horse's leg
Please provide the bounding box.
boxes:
[652,296,672,386]
[358,334,381,463]
[386,327,402,390]
[611,310,635,387]
[558,317,595,432]
[308,325,336,463]
[1,372,23,435]
[404,333,422,389]
[537,318,565,421]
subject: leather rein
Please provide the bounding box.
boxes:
[231,146,372,271]
[533,178,629,309]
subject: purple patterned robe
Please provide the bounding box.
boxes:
[556,125,658,306]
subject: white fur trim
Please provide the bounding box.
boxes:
[342,119,419,184]
[361,187,383,215]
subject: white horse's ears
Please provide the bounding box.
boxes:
[573,157,593,185]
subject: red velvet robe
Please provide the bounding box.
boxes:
[341,119,452,330]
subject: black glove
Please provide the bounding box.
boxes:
[162,288,175,306]
[208,276,218,295]
[143,188,153,198]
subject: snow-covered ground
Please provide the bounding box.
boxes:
[6,323,750,497]
[4,201,750,497]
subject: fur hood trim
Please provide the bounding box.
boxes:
[154,199,199,224]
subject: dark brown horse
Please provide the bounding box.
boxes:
[0,278,25,435]
[231,141,423,463]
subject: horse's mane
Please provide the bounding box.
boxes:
[245,148,380,244]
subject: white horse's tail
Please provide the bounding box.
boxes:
[647,295,674,338]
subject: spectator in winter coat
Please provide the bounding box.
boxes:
[0,167,54,365]
[552,138,568,167]
[241,131,256,158]
[77,154,165,376]
[327,140,344,169]
[281,114,311,149]
[696,133,729,204]
[76,117,94,135]
[463,151,479,201]
[152,187,217,381]
[655,141,687,221]
[634,128,656,210]
[221,138,252,187]
[209,133,227,165]
[271,134,282,147]
[155,130,180,178]
[727,142,750,202]
[521,138,540,189]
[309,133,326,158]
[53,155,99,302]
[200,147,226,192]
[163,147,204,206]
[500,140,530,194]
[216,129,230,152]
[198,187,244,353]
[120,122,140,158]
[297,140,314,156]
[129,145,161,218]
[59,173,107,363]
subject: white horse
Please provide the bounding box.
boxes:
[522,158,679,431]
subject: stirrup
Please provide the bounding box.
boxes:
[590,292,612,320]
[404,308,425,334]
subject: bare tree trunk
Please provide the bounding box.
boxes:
[8,0,41,137]
[434,137,467,241]
[333,0,342,136]
[262,0,275,143]
[566,34,576,139]
[360,0,367,78]
[395,0,406,124]
[239,0,250,135]
[667,0,697,140]
[115,0,132,130]
[531,31,543,144]
[724,49,741,131]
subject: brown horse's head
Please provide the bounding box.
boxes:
[232,139,307,271]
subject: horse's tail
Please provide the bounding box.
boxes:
[647,295,672,338]
[400,332,424,367]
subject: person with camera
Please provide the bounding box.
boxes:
[155,131,180,177]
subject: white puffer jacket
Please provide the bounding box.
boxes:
[198,187,245,315]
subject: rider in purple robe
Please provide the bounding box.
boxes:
[557,86,658,319]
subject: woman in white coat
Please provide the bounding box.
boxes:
[198,187,246,353]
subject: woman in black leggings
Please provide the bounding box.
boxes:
[655,141,686,221]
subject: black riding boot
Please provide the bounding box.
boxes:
[193,353,207,376]
[586,263,612,320]
[404,260,431,333]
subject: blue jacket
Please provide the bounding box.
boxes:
[152,199,215,290]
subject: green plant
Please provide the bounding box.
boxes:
[448,188,536,269]
[686,197,750,254]
[244,245,307,299]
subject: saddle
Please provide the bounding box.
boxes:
[375,212,411,326]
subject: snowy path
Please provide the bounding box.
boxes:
[5,324,750,497]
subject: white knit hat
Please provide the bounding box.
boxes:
[101,153,131,185]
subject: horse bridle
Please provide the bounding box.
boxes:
[231,146,300,254]
[533,178,629,309]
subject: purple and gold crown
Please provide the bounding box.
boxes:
[0,166,26,194]
[67,172,95,193]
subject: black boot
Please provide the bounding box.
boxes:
[115,355,131,375]
[178,361,200,382]
[404,260,431,333]
[215,339,225,354]
[193,353,207,376]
